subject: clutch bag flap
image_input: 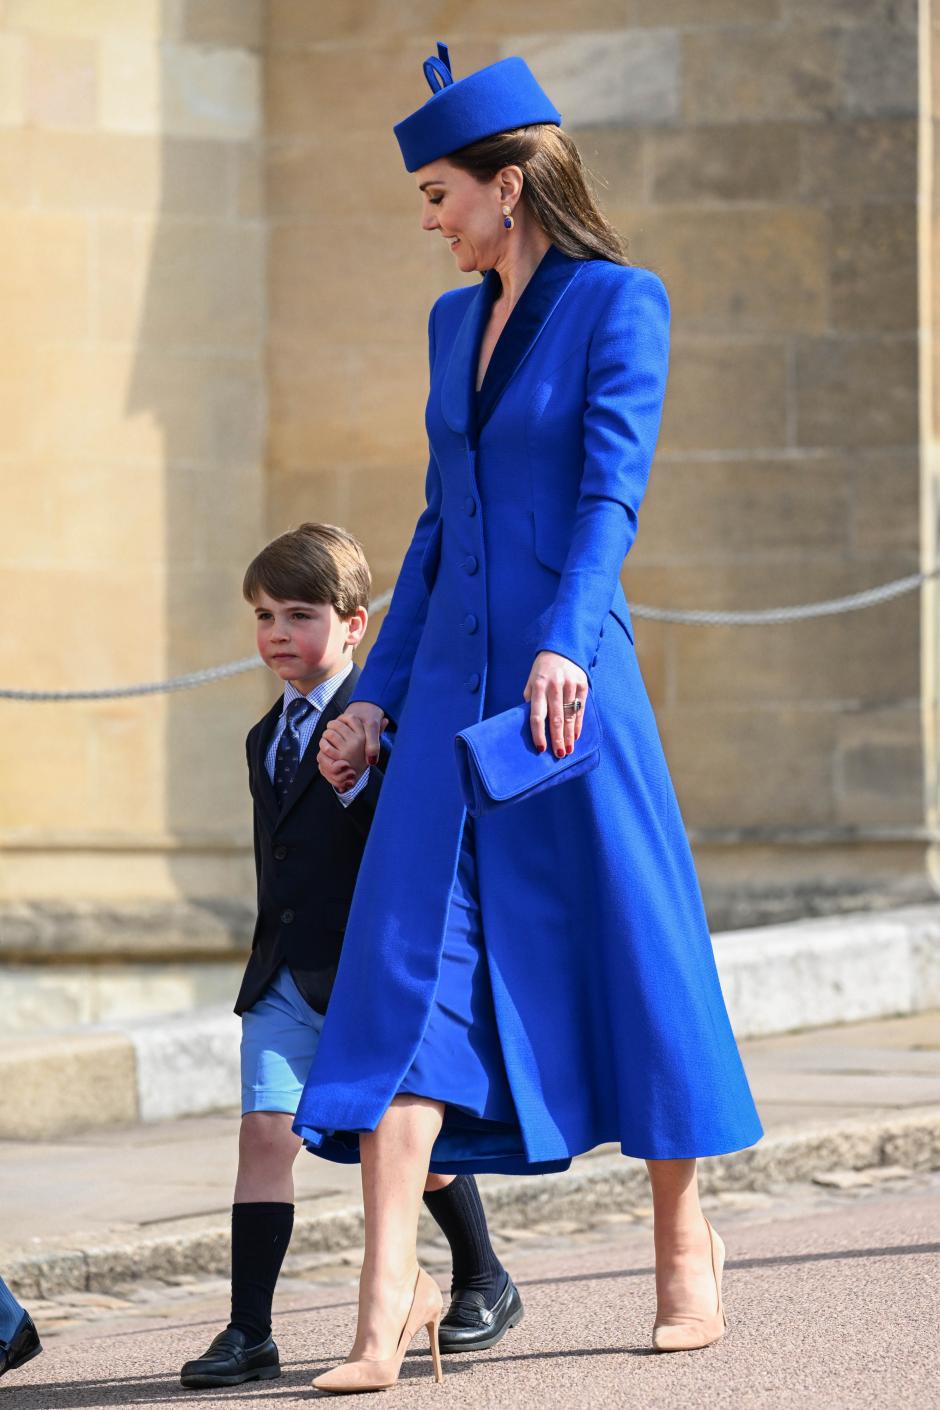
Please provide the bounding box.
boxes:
[454,692,601,814]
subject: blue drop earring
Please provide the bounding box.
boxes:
[502,204,515,230]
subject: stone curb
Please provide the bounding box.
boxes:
[7,1106,940,1300]
[0,901,938,1139]
[717,901,940,1038]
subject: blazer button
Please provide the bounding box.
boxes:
[281,908,295,924]
[463,613,478,634]
[466,672,481,692]
[464,496,477,516]
[462,555,479,574]
[273,845,287,860]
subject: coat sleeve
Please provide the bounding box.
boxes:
[537,268,670,676]
[349,305,443,728]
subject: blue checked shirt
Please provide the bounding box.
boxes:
[264,662,371,807]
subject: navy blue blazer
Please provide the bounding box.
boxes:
[235,661,389,1016]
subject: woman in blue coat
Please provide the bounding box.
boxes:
[296,45,763,1392]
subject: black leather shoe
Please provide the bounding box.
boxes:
[0,1312,43,1378]
[179,1327,280,1388]
[438,1275,524,1353]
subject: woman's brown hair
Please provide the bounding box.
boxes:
[447,124,628,265]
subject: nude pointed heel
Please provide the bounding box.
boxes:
[651,1216,727,1353]
[313,1266,445,1393]
[427,1312,444,1385]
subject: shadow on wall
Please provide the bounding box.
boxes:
[126,0,269,940]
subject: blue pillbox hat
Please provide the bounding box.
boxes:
[394,42,562,173]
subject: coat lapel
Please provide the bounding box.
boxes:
[476,245,584,431]
[440,270,500,442]
[276,662,362,825]
[250,696,283,829]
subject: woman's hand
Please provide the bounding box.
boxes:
[523,651,590,758]
[318,714,375,792]
[341,700,388,767]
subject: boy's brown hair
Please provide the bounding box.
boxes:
[243,523,371,620]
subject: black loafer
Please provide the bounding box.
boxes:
[438,1275,524,1353]
[0,1313,42,1378]
[180,1327,280,1389]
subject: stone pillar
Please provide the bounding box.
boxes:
[923,0,940,890]
[0,0,267,961]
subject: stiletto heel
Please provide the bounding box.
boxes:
[428,1314,444,1384]
[651,1215,727,1353]
[313,1266,445,1393]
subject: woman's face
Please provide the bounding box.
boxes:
[416,160,505,274]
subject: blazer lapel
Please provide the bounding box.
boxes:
[477,245,584,431]
[250,696,283,829]
[441,270,500,442]
[276,663,361,825]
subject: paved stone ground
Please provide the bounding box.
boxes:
[5,1172,939,1410]
[2,1010,938,1277]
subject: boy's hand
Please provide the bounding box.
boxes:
[318,712,386,792]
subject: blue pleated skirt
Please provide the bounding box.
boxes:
[395,812,524,1165]
[293,812,533,1170]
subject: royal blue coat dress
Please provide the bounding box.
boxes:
[293,245,763,1173]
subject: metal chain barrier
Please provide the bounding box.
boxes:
[629,565,939,625]
[0,569,936,702]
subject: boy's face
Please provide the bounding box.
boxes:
[252,590,366,693]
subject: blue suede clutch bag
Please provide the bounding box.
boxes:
[454,694,601,817]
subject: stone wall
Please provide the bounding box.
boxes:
[0,0,934,964]
[263,0,929,924]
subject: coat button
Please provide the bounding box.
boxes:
[463,555,479,574]
[281,908,295,924]
[273,845,287,860]
[466,672,481,692]
[463,613,478,634]
[464,496,477,516]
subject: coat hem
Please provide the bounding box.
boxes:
[294,1115,765,1176]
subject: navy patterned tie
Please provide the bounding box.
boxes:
[273,697,315,807]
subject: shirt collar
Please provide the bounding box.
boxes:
[281,660,354,717]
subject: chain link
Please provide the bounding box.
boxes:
[0,570,936,702]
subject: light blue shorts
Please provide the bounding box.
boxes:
[240,964,326,1116]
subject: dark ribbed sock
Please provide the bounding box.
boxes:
[422,1175,507,1302]
[0,1277,26,1346]
[229,1201,294,1344]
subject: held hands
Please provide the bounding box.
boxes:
[523,651,590,758]
[317,704,388,792]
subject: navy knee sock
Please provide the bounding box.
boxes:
[0,1277,26,1346]
[422,1175,507,1302]
[229,1202,294,1344]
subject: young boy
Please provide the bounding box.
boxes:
[180,523,520,1390]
